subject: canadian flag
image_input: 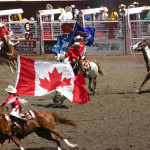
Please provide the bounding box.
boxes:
[15,56,90,104]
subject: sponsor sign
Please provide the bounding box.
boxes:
[86,40,125,55]
[14,40,40,55]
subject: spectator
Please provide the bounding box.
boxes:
[97,6,108,21]
[11,13,22,21]
[30,17,35,21]
[74,9,80,20]
[71,4,76,20]
[118,4,126,20]
[84,3,92,21]
[46,4,53,10]
[107,8,118,21]
[128,5,135,9]
[140,6,150,20]
[140,6,150,33]
[58,6,73,21]
[132,1,139,8]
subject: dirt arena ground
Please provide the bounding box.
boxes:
[1,54,150,150]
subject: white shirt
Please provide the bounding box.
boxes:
[59,11,73,21]
[97,12,108,21]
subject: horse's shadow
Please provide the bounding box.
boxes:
[31,103,68,109]
[12,147,65,150]
[138,89,150,94]
[117,89,150,95]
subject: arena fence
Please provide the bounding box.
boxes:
[0,8,150,55]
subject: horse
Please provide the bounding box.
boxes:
[0,34,18,73]
[0,106,79,150]
[131,39,150,93]
[53,51,104,107]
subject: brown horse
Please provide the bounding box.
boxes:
[0,107,79,150]
[0,34,18,73]
[131,39,150,93]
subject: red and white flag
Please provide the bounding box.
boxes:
[15,56,90,104]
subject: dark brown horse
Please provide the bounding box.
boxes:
[131,39,150,92]
[0,34,18,73]
[0,107,78,150]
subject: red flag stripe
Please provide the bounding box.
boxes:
[16,56,35,96]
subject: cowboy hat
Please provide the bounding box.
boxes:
[132,1,139,5]
[128,5,135,8]
[74,35,83,41]
[46,4,53,9]
[0,23,4,28]
[71,5,75,8]
[5,85,17,93]
[65,6,72,12]
[119,4,126,8]
[143,6,150,11]
[72,42,81,47]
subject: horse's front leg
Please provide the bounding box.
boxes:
[137,72,150,93]
[88,76,93,92]
[10,136,25,150]
[9,60,16,70]
[0,138,5,150]
[92,77,97,95]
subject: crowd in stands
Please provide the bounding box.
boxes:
[42,1,150,22]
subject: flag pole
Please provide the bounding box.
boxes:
[67,21,78,50]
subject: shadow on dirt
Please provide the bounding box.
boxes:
[138,89,150,94]
[12,147,65,150]
[31,103,68,109]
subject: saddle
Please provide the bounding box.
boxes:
[4,110,35,123]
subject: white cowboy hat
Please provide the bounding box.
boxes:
[65,6,72,12]
[46,4,53,9]
[0,23,4,28]
[143,6,150,11]
[74,35,83,41]
[132,1,139,5]
[5,85,17,93]
[71,5,75,8]
[119,4,126,8]
[72,42,81,47]
[128,5,135,8]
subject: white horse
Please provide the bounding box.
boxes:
[53,51,104,107]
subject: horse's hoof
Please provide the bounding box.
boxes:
[135,89,140,93]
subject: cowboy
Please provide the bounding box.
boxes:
[0,23,19,55]
[107,8,118,21]
[97,6,108,21]
[58,6,73,21]
[74,35,86,59]
[11,13,22,21]
[0,22,10,41]
[0,85,27,135]
[132,1,139,8]
[65,42,86,76]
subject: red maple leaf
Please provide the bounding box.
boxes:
[39,67,72,91]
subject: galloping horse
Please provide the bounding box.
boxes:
[131,39,150,92]
[0,34,18,73]
[0,107,79,150]
[53,51,104,107]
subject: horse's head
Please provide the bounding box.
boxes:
[131,39,149,52]
[55,51,68,62]
[2,34,9,45]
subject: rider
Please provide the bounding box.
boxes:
[73,35,86,60]
[0,85,27,135]
[0,23,18,54]
[65,42,86,76]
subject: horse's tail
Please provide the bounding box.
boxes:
[92,60,104,76]
[51,112,77,128]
